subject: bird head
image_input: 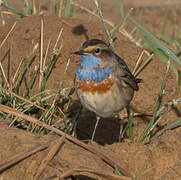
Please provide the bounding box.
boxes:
[74,39,112,82]
[74,39,112,70]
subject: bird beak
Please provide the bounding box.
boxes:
[74,50,91,55]
[73,50,84,55]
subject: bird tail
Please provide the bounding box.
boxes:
[135,78,143,84]
[133,78,143,91]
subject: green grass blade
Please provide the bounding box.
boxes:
[55,0,60,15]
[142,37,168,63]
[143,36,180,88]
[39,29,63,92]
[39,53,60,92]
[24,1,33,15]
[65,0,75,18]
[175,24,181,39]
[110,8,133,38]
[151,120,181,141]
[114,165,123,176]
[0,66,5,87]
[37,0,42,14]
[117,0,124,19]
[65,0,71,18]
[138,60,170,143]
[127,106,134,143]
[110,23,122,38]
[178,70,181,89]
[134,10,142,44]
[24,66,39,97]
[94,0,114,51]
[14,43,38,94]
[158,34,174,44]
[161,10,169,36]
[132,19,181,66]
[1,0,21,18]
[157,98,181,117]
[133,53,153,77]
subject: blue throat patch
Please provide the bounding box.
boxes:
[76,55,111,82]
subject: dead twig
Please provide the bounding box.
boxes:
[35,136,65,180]
[0,104,131,177]
[0,144,48,173]
[59,166,130,180]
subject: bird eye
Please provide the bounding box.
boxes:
[94,48,101,55]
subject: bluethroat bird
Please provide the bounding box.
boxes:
[74,39,141,141]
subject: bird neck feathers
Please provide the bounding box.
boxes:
[76,55,111,82]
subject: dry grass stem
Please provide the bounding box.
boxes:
[57,106,66,117]
[59,0,64,17]
[0,62,9,87]
[0,21,17,50]
[59,58,70,86]
[132,50,146,74]
[0,144,48,173]
[43,39,51,70]
[130,27,137,35]
[12,59,23,86]
[32,0,37,14]
[39,17,44,90]
[64,58,70,74]
[53,28,63,52]
[0,0,4,25]
[119,8,134,31]
[1,11,21,16]
[61,19,74,27]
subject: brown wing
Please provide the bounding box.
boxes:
[114,54,141,91]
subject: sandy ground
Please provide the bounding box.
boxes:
[0,0,181,179]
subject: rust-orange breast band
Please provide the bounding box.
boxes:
[77,78,114,94]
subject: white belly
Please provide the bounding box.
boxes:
[76,83,134,118]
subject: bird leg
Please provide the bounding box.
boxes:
[91,116,100,141]
[118,109,125,141]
